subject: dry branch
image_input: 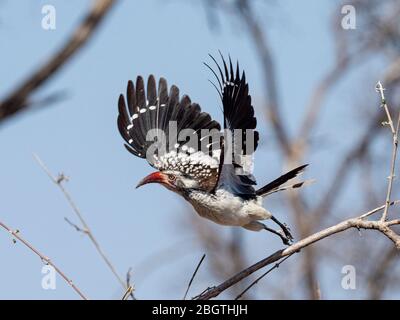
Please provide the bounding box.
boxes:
[33,154,130,295]
[0,220,87,300]
[376,82,400,222]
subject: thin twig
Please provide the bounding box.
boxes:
[125,267,136,300]
[235,254,293,300]
[126,267,133,288]
[376,81,400,221]
[183,254,206,300]
[121,286,134,300]
[0,220,87,300]
[359,200,400,219]
[33,154,127,291]
[64,217,87,233]
[192,286,216,300]
[376,81,395,134]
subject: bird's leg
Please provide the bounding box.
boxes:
[271,215,294,242]
[243,221,291,245]
[262,225,291,245]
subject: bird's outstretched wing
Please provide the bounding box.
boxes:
[117,75,222,190]
[207,55,259,200]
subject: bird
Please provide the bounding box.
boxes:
[117,54,309,245]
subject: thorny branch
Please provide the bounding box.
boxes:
[0,221,87,300]
[376,82,400,222]
[33,154,134,298]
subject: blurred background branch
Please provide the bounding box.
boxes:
[0,0,116,124]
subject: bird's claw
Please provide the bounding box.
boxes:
[280,223,294,244]
[278,230,293,246]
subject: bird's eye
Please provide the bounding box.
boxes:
[168,174,176,182]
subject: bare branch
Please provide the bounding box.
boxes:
[33,154,127,291]
[376,81,400,222]
[0,220,87,300]
[359,200,400,219]
[376,81,395,134]
[125,267,136,300]
[64,217,88,233]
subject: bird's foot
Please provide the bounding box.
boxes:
[271,216,294,244]
[263,224,293,246]
[281,223,294,243]
[277,229,293,246]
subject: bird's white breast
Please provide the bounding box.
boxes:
[187,189,271,227]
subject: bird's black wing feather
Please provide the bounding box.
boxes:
[117,75,221,172]
[208,54,259,200]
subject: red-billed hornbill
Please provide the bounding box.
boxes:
[117,55,308,245]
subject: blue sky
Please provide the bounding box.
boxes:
[0,0,388,299]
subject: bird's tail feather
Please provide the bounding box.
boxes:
[261,179,315,197]
[255,164,309,197]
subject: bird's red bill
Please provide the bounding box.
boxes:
[136,171,167,189]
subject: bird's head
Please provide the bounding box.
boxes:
[136,170,199,194]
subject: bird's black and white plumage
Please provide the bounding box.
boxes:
[117,55,309,244]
